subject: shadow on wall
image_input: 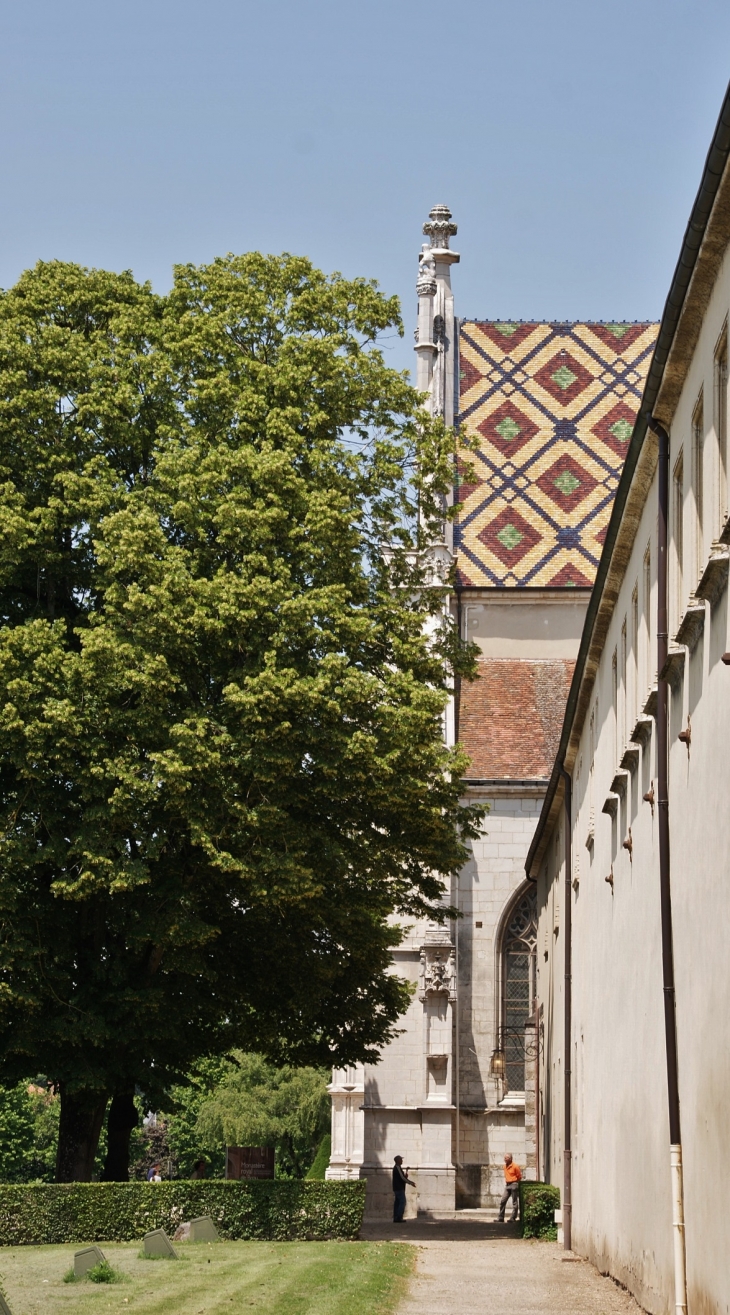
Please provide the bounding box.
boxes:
[364,1075,382,1115]
[457,843,486,1113]
[688,630,704,727]
[708,588,728,674]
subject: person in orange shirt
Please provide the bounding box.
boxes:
[498,1153,522,1222]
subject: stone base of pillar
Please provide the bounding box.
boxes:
[455,1164,504,1210]
[325,1162,363,1181]
[362,1165,456,1219]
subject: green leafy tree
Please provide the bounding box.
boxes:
[0,1080,61,1182]
[194,1053,330,1179]
[0,255,482,1181]
[163,1058,231,1179]
[0,1082,35,1180]
[26,1084,60,1180]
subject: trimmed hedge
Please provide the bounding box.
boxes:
[0,1180,366,1247]
[518,1181,560,1239]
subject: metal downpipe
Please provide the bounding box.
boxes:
[560,768,572,1253]
[647,414,687,1315]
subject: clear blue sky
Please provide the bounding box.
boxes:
[2,0,730,375]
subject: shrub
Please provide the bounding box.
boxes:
[63,1259,123,1283]
[0,1180,365,1247]
[89,1261,123,1283]
[519,1181,560,1239]
[305,1134,331,1181]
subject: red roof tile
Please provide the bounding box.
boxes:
[458,659,574,779]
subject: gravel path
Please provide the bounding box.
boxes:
[360,1219,646,1315]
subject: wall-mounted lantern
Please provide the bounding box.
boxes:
[489,1048,506,1078]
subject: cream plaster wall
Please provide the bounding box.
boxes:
[463,593,590,659]
[536,243,730,1313]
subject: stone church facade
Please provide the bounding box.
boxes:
[327,204,658,1218]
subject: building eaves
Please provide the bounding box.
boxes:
[525,79,730,880]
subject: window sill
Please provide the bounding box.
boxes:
[497,1093,525,1111]
[696,543,729,607]
[659,644,686,689]
[674,597,705,652]
[611,769,629,797]
[643,686,658,717]
[630,714,653,747]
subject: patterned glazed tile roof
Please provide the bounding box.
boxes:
[459,659,575,778]
[455,321,659,588]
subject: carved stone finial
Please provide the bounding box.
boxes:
[416,244,437,297]
[423,204,457,250]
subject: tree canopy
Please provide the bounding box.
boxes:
[194,1053,329,1179]
[0,254,481,1179]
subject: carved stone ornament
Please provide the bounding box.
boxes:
[419,945,456,1001]
[422,203,457,250]
[416,245,437,297]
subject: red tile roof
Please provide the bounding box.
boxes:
[458,659,575,779]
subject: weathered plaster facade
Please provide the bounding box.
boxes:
[529,109,730,1314]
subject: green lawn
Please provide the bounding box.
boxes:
[0,1239,414,1315]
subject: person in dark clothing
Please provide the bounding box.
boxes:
[392,1155,415,1222]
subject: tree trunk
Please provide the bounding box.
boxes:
[55,1085,108,1182]
[101,1089,139,1181]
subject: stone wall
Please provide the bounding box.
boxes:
[329,788,543,1217]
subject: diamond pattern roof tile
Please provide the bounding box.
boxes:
[455,320,659,589]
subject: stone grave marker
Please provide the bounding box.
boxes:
[74,1245,107,1278]
[188,1216,219,1243]
[173,1215,219,1243]
[143,1228,178,1258]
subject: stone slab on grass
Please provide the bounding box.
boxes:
[143,1228,177,1258]
[73,1245,106,1278]
[174,1215,219,1243]
[190,1216,219,1242]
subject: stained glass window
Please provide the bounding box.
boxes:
[502,887,537,1093]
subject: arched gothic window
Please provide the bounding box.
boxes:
[501,886,538,1093]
